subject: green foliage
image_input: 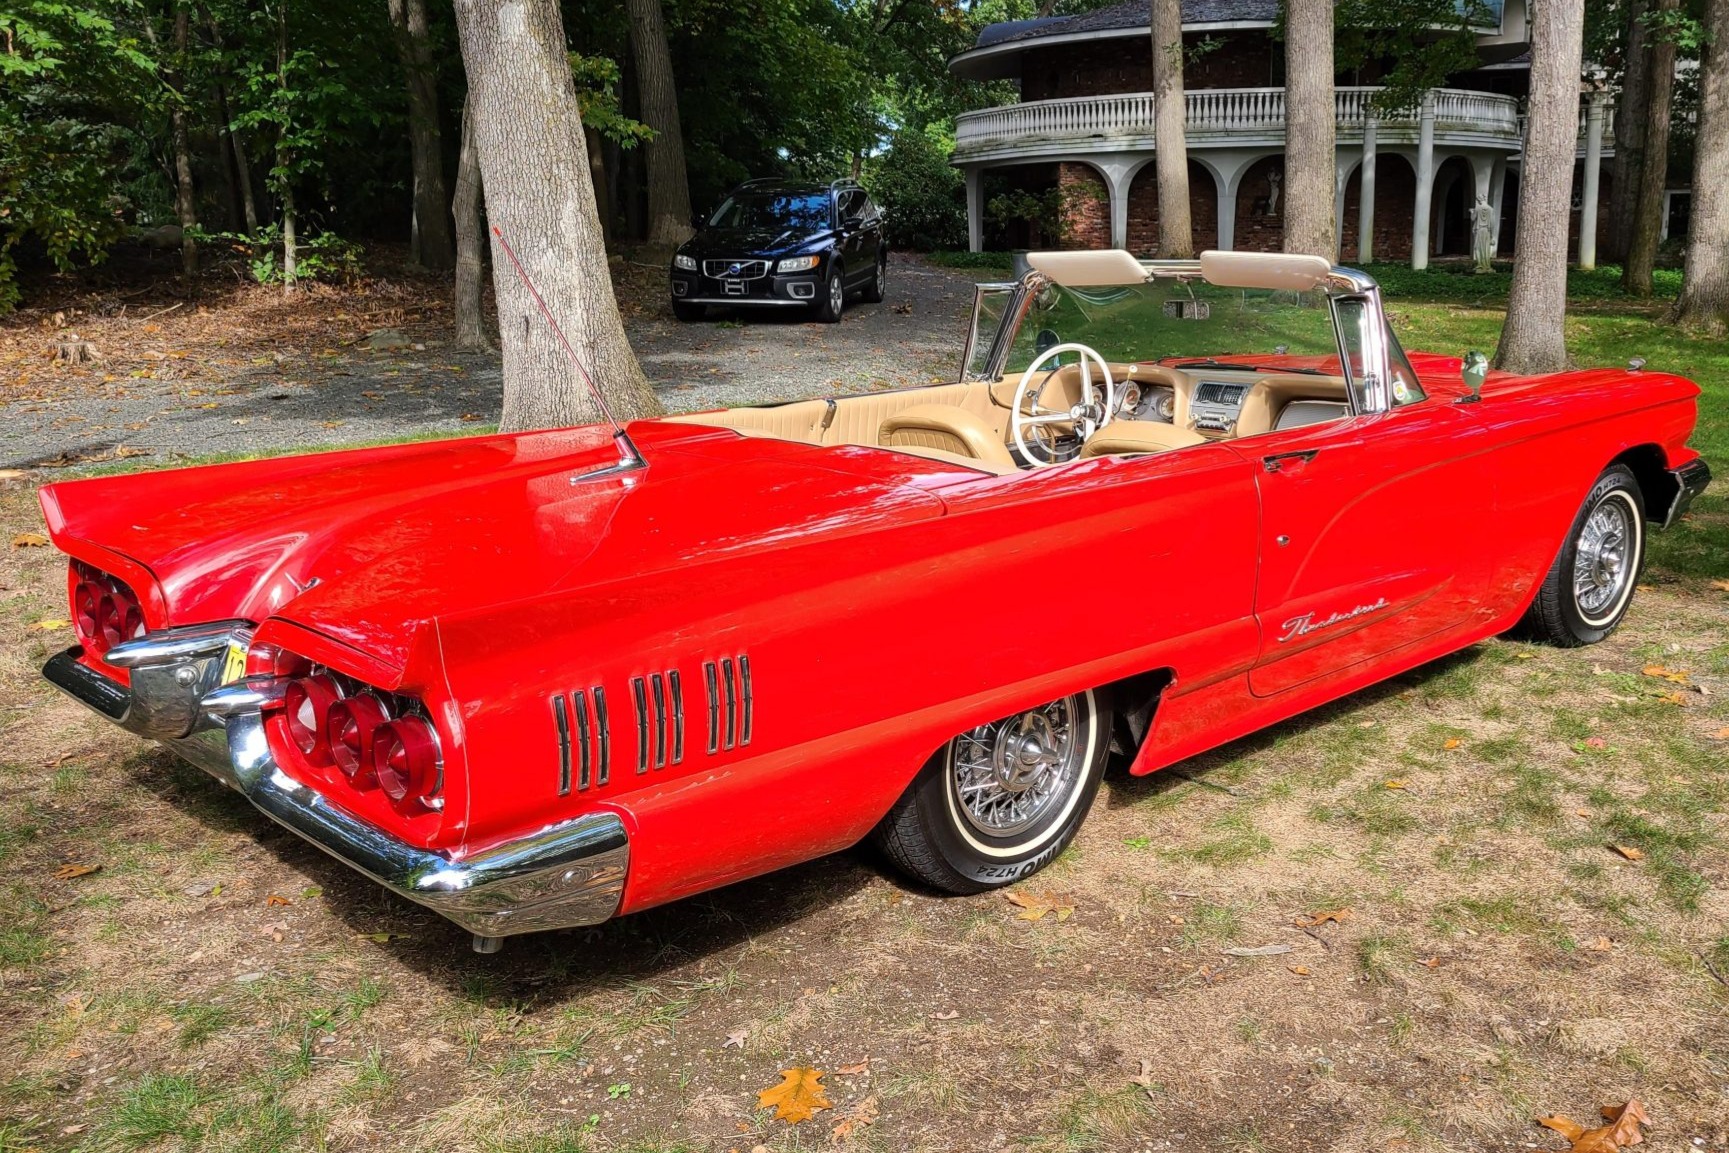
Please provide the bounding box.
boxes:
[568,53,651,148]
[866,128,966,251]
[1332,0,1499,113]
[193,224,363,285]
[986,187,1064,247]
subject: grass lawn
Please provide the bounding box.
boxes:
[0,259,1723,1152]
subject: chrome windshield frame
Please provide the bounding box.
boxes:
[960,258,1395,416]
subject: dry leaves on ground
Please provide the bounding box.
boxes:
[1641,664,1691,684]
[828,1094,879,1143]
[1611,844,1645,861]
[1708,579,1729,592]
[1537,1100,1649,1153]
[1297,907,1354,927]
[12,532,49,548]
[1709,726,1729,741]
[1004,890,1075,922]
[52,863,101,880]
[1443,738,1463,750]
[757,1067,832,1124]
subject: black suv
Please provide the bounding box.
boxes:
[670,178,887,323]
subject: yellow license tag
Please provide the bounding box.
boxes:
[220,642,248,685]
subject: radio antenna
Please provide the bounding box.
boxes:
[491,226,643,475]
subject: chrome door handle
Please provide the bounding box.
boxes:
[1262,450,1319,474]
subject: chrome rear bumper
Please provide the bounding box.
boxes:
[43,643,628,941]
[1663,457,1711,529]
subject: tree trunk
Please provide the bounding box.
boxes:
[585,124,613,249]
[146,8,199,286]
[1672,0,1729,332]
[1606,0,1649,262]
[214,84,259,232]
[388,0,456,270]
[1624,0,1677,296]
[277,3,297,295]
[453,101,490,349]
[625,0,694,246]
[1494,0,1586,373]
[452,0,660,430]
[1282,0,1336,259]
[1150,0,1192,258]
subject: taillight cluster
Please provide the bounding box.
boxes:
[71,561,146,658]
[273,663,442,815]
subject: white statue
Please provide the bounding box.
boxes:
[1470,194,1495,272]
[1266,171,1282,217]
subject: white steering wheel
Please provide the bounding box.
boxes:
[1011,342,1116,466]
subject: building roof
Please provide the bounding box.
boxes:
[952,0,1278,80]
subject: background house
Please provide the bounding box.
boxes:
[948,0,1614,266]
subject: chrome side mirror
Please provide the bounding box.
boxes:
[1461,350,1488,400]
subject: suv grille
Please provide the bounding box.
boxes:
[703,259,770,280]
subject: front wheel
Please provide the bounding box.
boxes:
[1522,463,1647,646]
[872,690,1110,894]
[671,299,705,322]
[813,264,845,323]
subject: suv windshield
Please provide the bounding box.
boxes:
[707,192,831,232]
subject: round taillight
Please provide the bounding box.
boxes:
[73,581,105,641]
[372,717,441,812]
[97,590,143,649]
[327,694,390,785]
[282,675,342,767]
[248,644,312,679]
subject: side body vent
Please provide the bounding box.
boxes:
[630,670,685,773]
[702,655,753,753]
[551,685,609,792]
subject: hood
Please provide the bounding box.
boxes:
[40,421,950,682]
[680,225,831,259]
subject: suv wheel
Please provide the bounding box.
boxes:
[814,264,845,324]
[671,300,705,322]
[862,253,886,304]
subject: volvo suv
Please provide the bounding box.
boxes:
[670,178,887,323]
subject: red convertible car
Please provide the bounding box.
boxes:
[38,249,1709,951]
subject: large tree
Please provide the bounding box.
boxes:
[452,0,660,431]
[1282,0,1336,258]
[1494,0,1586,374]
[1672,0,1729,331]
[1606,0,1650,262]
[625,0,693,246]
[1624,0,1679,296]
[387,0,455,269]
[452,100,489,348]
[1150,0,1192,258]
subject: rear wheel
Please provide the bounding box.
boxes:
[872,690,1110,894]
[1522,463,1646,646]
[813,264,845,323]
[862,253,886,303]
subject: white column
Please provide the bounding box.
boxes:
[1412,93,1436,270]
[1108,169,1133,251]
[1489,160,1509,256]
[965,167,984,254]
[1358,115,1378,263]
[1579,92,1606,269]
[1215,168,1237,251]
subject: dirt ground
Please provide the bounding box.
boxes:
[1,468,1726,1152]
[0,243,976,470]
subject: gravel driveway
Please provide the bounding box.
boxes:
[0,253,982,470]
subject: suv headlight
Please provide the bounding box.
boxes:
[777,255,820,273]
[673,254,697,271]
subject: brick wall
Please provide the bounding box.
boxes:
[1022,32,1275,101]
[1339,159,1418,263]
[1058,164,1110,249]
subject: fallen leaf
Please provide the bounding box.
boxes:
[1443,738,1463,750]
[1004,890,1075,922]
[1418,957,1442,969]
[1611,844,1645,861]
[1709,579,1729,593]
[1710,727,1729,741]
[1298,907,1355,928]
[53,863,100,880]
[1584,935,1614,952]
[1584,737,1608,749]
[260,919,288,942]
[1223,943,1293,957]
[1536,1099,1650,1153]
[835,1061,869,1076]
[1655,691,1686,706]
[1129,1058,1159,1098]
[1384,779,1408,790]
[828,1093,879,1143]
[724,1029,747,1049]
[1287,964,1311,976]
[265,894,292,907]
[756,1067,832,1124]
[929,1009,959,1020]
[1641,664,1690,684]
[30,618,69,631]
[11,531,49,547]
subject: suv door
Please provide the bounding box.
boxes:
[836,190,875,288]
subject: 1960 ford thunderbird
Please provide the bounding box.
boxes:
[37,249,1710,951]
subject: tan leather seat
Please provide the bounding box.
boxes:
[1078,420,1208,458]
[879,404,1017,468]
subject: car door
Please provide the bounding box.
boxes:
[1240,317,1500,698]
[836,190,871,287]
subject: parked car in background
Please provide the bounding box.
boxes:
[669,178,887,323]
[38,249,1708,954]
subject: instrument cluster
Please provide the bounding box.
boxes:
[1117,381,1177,424]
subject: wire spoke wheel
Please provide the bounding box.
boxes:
[1572,499,1632,618]
[948,697,1085,838]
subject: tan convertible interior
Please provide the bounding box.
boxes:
[667,362,1353,475]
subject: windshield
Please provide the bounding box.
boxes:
[707,192,832,232]
[1003,279,1344,377]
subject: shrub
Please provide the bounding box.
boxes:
[867,129,967,252]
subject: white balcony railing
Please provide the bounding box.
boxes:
[953,86,1525,162]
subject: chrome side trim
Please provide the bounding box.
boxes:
[553,694,572,796]
[721,657,737,750]
[703,661,720,754]
[650,673,667,769]
[669,669,685,764]
[631,676,649,775]
[739,655,754,747]
[593,686,610,785]
[573,690,592,790]
[202,677,287,717]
